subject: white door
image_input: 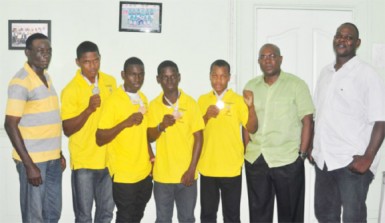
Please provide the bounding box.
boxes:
[237,6,353,223]
[254,8,353,92]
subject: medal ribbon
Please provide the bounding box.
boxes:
[164,91,181,111]
[83,73,99,94]
[214,89,227,102]
[125,87,144,106]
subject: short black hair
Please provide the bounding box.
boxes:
[340,22,360,39]
[210,59,231,74]
[76,41,99,59]
[124,57,144,71]
[157,60,179,76]
[25,33,49,50]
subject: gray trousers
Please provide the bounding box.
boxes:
[154,181,197,223]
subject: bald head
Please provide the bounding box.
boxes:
[259,44,281,57]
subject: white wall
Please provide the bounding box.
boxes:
[1,0,385,222]
[0,0,233,222]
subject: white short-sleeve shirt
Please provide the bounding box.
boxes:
[313,56,385,173]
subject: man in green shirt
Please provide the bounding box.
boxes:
[243,43,314,223]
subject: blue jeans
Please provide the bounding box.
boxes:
[16,158,62,223]
[72,168,115,223]
[314,164,374,223]
[154,181,197,223]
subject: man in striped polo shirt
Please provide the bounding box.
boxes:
[4,33,66,223]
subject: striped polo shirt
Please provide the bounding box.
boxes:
[6,63,61,163]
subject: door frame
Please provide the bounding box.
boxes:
[234,0,369,92]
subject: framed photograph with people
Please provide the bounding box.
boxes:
[119,1,162,33]
[8,20,51,50]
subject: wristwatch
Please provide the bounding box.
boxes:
[299,151,308,160]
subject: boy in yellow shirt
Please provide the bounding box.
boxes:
[61,41,116,222]
[96,57,154,222]
[198,59,257,222]
[147,60,204,223]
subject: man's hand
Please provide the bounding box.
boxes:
[204,105,219,122]
[87,94,101,112]
[160,114,176,130]
[181,168,195,187]
[348,155,373,174]
[60,154,66,171]
[243,90,254,107]
[25,163,42,186]
[307,147,315,165]
[126,112,144,127]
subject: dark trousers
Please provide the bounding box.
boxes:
[245,155,305,223]
[112,176,153,223]
[200,174,242,223]
[314,164,373,223]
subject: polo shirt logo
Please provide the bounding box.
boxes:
[105,84,114,93]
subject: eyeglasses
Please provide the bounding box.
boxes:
[334,34,355,41]
[259,54,279,60]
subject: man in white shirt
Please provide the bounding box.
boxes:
[311,22,385,222]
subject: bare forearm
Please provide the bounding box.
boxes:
[148,127,159,143]
[147,124,165,143]
[246,106,258,134]
[299,114,313,153]
[203,114,210,125]
[63,108,93,137]
[364,121,385,159]
[348,121,385,174]
[148,143,155,159]
[96,121,127,146]
[242,127,250,153]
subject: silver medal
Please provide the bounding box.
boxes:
[216,100,225,109]
[92,86,100,95]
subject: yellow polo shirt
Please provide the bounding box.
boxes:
[98,87,151,183]
[61,69,117,170]
[148,89,204,183]
[198,89,248,177]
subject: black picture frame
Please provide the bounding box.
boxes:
[8,20,51,50]
[119,1,162,33]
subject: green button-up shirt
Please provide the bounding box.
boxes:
[244,71,314,167]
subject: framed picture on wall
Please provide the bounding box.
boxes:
[8,20,51,50]
[119,1,162,33]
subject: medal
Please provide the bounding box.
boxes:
[138,106,147,114]
[216,100,225,109]
[92,86,100,95]
[82,73,99,95]
[164,91,182,119]
[173,110,182,119]
[126,87,146,114]
[214,89,227,110]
